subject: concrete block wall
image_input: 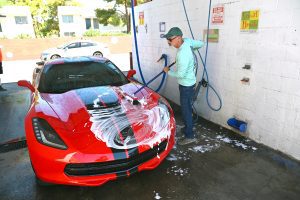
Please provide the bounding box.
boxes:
[132,0,300,160]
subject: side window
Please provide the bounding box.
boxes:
[93,18,99,29]
[85,18,91,29]
[62,15,73,23]
[15,16,28,24]
[66,43,79,49]
[81,42,92,47]
[63,32,75,37]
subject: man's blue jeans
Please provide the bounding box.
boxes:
[179,84,195,139]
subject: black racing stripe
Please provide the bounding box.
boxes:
[75,86,119,109]
[77,86,139,178]
[108,115,127,162]
[127,147,139,158]
[75,87,100,109]
[127,146,139,176]
[76,87,128,178]
[109,117,128,179]
[111,110,139,178]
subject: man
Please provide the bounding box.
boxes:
[163,27,204,145]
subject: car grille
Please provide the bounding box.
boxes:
[64,140,168,176]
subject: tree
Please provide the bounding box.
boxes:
[9,0,78,37]
[95,0,149,34]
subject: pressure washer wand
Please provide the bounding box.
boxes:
[134,61,176,95]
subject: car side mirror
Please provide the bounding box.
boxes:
[17,80,35,93]
[34,68,41,74]
[127,69,136,79]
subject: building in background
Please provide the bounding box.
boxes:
[58,5,126,37]
[0,6,35,39]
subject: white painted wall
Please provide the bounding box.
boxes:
[0,6,35,39]
[132,0,300,160]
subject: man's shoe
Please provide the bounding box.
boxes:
[178,138,197,146]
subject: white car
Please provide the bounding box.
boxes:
[40,40,110,61]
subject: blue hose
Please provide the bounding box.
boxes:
[130,0,147,85]
[154,54,168,92]
[134,54,169,95]
[131,1,168,94]
[181,0,222,111]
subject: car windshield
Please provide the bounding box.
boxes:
[38,61,129,93]
[57,43,69,49]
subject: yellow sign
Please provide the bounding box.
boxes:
[139,12,144,25]
[240,10,259,32]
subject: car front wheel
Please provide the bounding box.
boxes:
[50,54,61,60]
[93,51,103,57]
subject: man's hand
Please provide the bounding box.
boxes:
[163,67,169,73]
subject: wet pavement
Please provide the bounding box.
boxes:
[0,83,300,200]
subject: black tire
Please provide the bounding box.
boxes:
[50,54,61,60]
[93,51,103,57]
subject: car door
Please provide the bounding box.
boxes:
[80,42,94,56]
[64,42,80,57]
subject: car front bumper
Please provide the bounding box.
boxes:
[26,118,176,186]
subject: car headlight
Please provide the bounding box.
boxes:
[32,118,68,150]
[40,53,49,61]
[157,98,171,128]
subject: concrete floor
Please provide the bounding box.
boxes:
[0,83,300,200]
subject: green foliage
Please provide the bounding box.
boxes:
[83,30,128,37]
[15,34,32,39]
[8,0,78,38]
[95,9,122,26]
[0,0,12,7]
[83,29,101,37]
[95,0,148,33]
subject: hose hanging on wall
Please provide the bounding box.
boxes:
[130,0,168,94]
[130,0,147,85]
[182,0,223,111]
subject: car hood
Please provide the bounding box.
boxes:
[39,83,172,152]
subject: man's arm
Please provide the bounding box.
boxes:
[191,39,205,50]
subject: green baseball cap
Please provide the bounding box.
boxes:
[162,27,183,39]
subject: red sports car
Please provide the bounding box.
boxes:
[18,57,176,186]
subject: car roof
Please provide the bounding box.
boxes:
[67,40,98,44]
[45,56,109,66]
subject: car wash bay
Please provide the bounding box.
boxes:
[1,0,300,199]
[0,83,300,200]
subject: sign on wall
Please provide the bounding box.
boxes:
[139,12,144,25]
[203,29,219,43]
[211,4,224,24]
[159,22,166,32]
[240,10,260,32]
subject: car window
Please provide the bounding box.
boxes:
[38,61,129,93]
[66,42,79,49]
[81,42,93,47]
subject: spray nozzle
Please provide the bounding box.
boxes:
[157,54,168,62]
[201,79,208,87]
